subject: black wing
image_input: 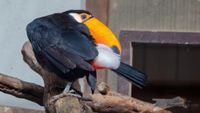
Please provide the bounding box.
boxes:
[26,13,98,74]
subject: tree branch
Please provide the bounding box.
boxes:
[0,41,187,113]
[0,73,43,106]
[0,105,44,113]
[85,82,181,113]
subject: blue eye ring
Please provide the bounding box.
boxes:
[82,14,93,23]
[81,14,87,19]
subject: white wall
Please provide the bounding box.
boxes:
[0,0,84,110]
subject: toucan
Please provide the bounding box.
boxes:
[26,10,147,94]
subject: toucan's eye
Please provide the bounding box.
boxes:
[81,14,87,20]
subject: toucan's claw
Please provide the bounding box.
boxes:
[49,82,83,104]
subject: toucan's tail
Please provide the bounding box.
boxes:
[112,62,147,89]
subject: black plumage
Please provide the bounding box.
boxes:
[26,11,98,82]
[26,10,147,92]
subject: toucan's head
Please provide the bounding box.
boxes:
[65,10,122,54]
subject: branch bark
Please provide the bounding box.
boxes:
[85,82,175,113]
[0,105,44,113]
[0,41,187,113]
[0,73,43,106]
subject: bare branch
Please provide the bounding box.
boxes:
[0,73,44,106]
[21,41,44,77]
[153,97,187,110]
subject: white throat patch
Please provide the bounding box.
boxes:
[94,44,121,69]
[69,13,82,23]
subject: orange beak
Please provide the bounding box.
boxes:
[84,17,122,54]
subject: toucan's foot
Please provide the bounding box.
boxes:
[49,82,83,104]
[49,90,82,104]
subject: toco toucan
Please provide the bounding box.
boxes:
[26,10,147,94]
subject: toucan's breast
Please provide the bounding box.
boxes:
[91,44,120,69]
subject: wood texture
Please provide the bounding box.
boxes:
[0,73,44,106]
[86,0,109,24]
[0,105,44,113]
[109,0,200,35]
[86,82,176,113]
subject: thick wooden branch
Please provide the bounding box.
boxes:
[0,41,186,113]
[85,82,182,113]
[0,73,43,106]
[0,73,185,113]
